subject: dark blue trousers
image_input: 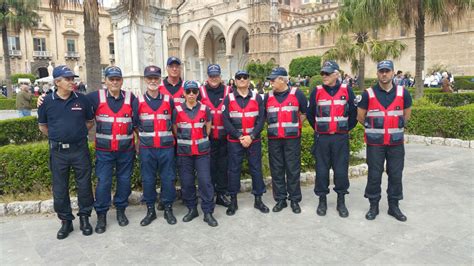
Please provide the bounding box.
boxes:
[313,134,350,196]
[140,147,176,207]
[365,144,405,203]
[178,154,215,214]
[227,140,266,196]
[49,140,94,220]
[210,138,228,194]
[94,150,135,214]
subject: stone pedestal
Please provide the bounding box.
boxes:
[108,4,169,95]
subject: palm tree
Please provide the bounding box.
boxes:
[393,0,472,98]
[1,0,39,98]
[317,0,404,90]
[49,0,149,91]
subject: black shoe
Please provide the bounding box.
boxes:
[157,200,165,211]
[203,213,218,227]
[164,206,177,225]
[140,205,157,226]
[226,195,238,216]
[79,216,93,236]
[388,202,407,222]
[216,194,231,207]
[336,194,349,218]
[116,209,129,227]
[254,196,270,213]
[272,200,288,212]
[316,196,327,216]
[95,213,107,234]
[290,201,301,214]
[57,220,73,240]
[365,203,379,220]
[182,207,199,222]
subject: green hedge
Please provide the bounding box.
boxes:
[454,76,474,90]
[0,116,46,145]
[425,93,474,107]
[289,56,322,77]
[0,97,38,110]
[406,104,474,140]
[11,73,36,84]
[0,123,366,195]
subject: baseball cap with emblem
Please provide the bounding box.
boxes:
[377,60,394,71]
[207,64,221,76]
[167,57,181,66]
[267,67,288,80]
[144,65,161,77]
[320,60,340,74]
[235,70,249,78]
[53,65,79,78]
[104,66,122,78]
[184,80,199,90]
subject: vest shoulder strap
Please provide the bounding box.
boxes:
[228,92,236,102]
[367,88,375,98]
[124,91,131,105]
[175,104,183,112]
[138,94,145,103]
[99,89,106,104]
[396,85,404,97]
[163,94,170,102]
[290,87,297,95]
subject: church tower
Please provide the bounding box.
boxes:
[248,0,280,64]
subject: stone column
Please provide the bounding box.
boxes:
[199,58,205,83]
[226,55,233,80]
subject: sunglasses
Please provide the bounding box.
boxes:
[320,72,332,76]
[378,69,391,73]
[235,75,249,80]
[185,88,199,95]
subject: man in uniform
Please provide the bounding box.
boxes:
[307,61,358,218]
[264,67,307,214]
[357,60,412,222]
[223,70,270,216]
[89,66,136,233]
[133,66,177,226]
[173,80,218,227]
[38,65,95,239]
[199,64,232,207]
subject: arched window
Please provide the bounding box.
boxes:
[296,34,301,49]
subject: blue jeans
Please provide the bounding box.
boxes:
[94,150,135,213]
[18,109,31,117]
[140,147,176,207]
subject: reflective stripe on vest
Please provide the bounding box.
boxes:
[199,85,230,139]
[227,91,259,141]
[314,84,349,134]
[175,103,209,155]
[266,87,301,139]
[137,93,174,148]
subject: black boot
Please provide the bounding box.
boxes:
[182,207,199,222]
[79,216,93,236]
[290,201,301,214]
[216,193,231,207]
[116,209,129,227]
[226,195,238,216]
[336,194,349,218]
[272,200,288,212]
[388,201,407,222]
[254,196,270,213]
[164,206,177,225]
[203,213,218,227]
[57,220,73,240]
[140,205,157,226]
[365,201,379,220]
[95,213,107,234]
[316,195,327,216]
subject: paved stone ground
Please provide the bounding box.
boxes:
[0,110,37,120]
[1,144,473,265]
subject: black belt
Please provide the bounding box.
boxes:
[49,139,87,150]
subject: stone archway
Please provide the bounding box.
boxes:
[181,31,200,81]
[199,20,227,81]
[227,25,249,77]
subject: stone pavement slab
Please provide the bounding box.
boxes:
[1,144,473,265]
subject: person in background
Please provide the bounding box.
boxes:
[16,84,33,117]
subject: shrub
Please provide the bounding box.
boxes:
[454,76,474,90]
[0,97,38,110]
[11,73,36,84]
[0,116,46,145]
[425,93,474,107]
[289,56,322,77]
[309,75,323,89]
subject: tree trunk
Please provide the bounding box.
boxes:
[83,1,101,92]
[414,1,425,99]
[1,24,13,98]
[358,52,366,91]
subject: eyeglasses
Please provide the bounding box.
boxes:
[378,69,391,73]
[208,75,220,78]
[185,88,199,95]
[321,72,332,76]
[236,75,249,80]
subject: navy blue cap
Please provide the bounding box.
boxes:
[207,64,221,76]
[144,65,161,77]
[235,70,249,78]
[167,57,181,66]
[377,60,394,71]
[267,67,288,80]
[320,60,340,74]
[53,65,78,78]
[104,66,122,78]
[183,80,199,90]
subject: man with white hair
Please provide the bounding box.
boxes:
[16,84,33,117]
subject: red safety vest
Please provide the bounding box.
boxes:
[95,89,134,151]
[227,91,259,142]
[199,84,231,140]
[137,93,175,148]
[159,80,185,105]
[175,103,210,156]
[364,85,405,146]
[266,87,301,139]
[315,84,349,134]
